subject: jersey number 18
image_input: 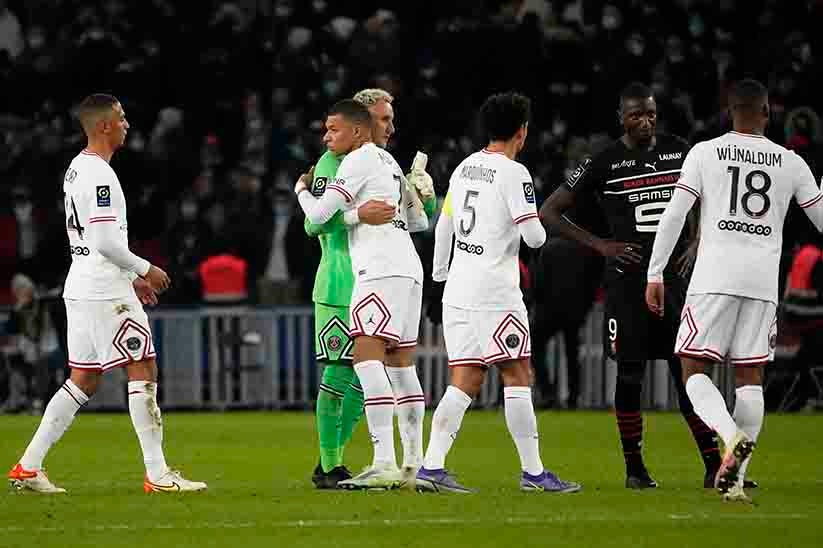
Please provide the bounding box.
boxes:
[727,166,771,218]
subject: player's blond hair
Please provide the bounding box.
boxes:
[353,88,394,107]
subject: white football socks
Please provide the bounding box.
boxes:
[20,380,89,470]
[128,381,168,482]
[386,366,426,469]
[504,386,544,476]
[423,385,472,470]
[354,360,397,468]
[733,385,764,483]
[685,374,739,447]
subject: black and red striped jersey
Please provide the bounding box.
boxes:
[564,134,691,277]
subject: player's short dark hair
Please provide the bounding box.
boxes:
[619,82,653,110]
[479,91,531,142]
[729,79,768,112]
[327,99,372,128]
[72,94,120,132]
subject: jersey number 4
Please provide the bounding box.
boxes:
[727,166,771,218]
[65,196,85,239]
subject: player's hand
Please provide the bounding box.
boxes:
[294,165,314,194]
[645,282,665,317]
[425,281,446,325]
[676,240,699,278]
[596,240,644,264]
[358,199,396,225]
[406,168,435,199]
[144,265,170,294]
[133,277,158,306]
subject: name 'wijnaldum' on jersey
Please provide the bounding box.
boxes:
[715,145,783,167]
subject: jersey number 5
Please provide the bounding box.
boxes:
[459,190,479,236]
[65,196,85,239]
[727,166,771,218]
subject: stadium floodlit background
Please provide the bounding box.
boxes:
[1,1,822,546]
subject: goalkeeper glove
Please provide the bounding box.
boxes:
[406,168,435,199]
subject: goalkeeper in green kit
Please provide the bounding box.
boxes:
[305,88,437,488]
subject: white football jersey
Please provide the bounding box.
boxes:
[441,149,538,310]
[678,131,823,303]
[327,143,423,283]
[62,150,140,300]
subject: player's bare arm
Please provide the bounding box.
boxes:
[645,281,664,317]
[355,200,395,225]
[539,186,644,264]
[143,265,170,293]
[133,277,158,306]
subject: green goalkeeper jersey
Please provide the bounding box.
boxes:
[305,150,351,306]
[304,149,438,306]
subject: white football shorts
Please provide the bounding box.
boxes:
[65,297,156,372]
[676,293,777,366]
[443,304,531,367]
[349,276,422,349]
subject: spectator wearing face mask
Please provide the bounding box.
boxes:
[165,195,208,304]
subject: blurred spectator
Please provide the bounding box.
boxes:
[3,273,63,413]
[0,0,821,308]
[0,0,24,61]
[260,188,301,305]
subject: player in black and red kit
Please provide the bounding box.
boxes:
[540,83,725,489]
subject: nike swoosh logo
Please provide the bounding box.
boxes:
[150,481,181,491]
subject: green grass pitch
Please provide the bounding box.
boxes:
[1,410,821,547]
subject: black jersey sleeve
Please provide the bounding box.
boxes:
[564,157,599,194]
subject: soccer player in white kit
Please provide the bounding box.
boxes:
[416,92,581,494]
[647,80,823,503]
[295,99,430,489]
[7,94,206,494]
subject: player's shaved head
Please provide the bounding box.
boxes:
[479,91,531,142]
[729,79,768,114]
[324,99,373,154]
[73,94,120,135]
[327,99,373,129]
[618,83,656,148]
[618,82,653,113]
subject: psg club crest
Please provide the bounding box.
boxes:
[126,337,142,351]
[328,335,342,351]
[505,334,520,349]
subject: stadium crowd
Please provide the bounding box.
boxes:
[1,0,822,409]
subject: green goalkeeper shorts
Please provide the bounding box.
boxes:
[314,303,353,363]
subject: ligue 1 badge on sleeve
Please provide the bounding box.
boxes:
[312,176,328,197]
[522,182,535,203]
[96,185,111,207]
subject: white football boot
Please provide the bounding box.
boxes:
[8,464,66,494]
[144,468,208,493]
[337,464,403,490]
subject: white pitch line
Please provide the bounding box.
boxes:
[0,514,811,533]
